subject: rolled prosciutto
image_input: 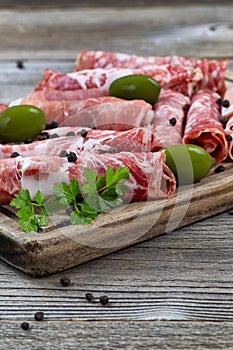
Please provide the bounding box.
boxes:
[34,66,203,96]
[222,87,233,159]
[182,89,228,162]
[74,50,228,96]
[0,127,156,159]
[20,96,153,128]
[151,89,190,148]
[0,152,176,205]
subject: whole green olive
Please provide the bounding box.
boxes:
[109,74,162,105]
[0,105,46,143]
[163,144,215,186]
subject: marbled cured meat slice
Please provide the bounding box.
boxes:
[58,101,153,131]
[150,89,190,149]
[34,67,203,96]
[182,90,228,162]
[20,96,153,127]
[75,50,228,96]
[0,127,154,159]
[0,152,176,205]
[21,88,108,102]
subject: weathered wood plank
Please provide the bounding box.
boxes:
[1,160,233,277]
[0,6,233,59]
[0,210,232,321]
[1,320,233,350]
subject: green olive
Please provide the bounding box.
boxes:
[0,105,46,143]
[109,74,162,105]
[163,144,215,186]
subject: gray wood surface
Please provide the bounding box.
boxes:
[0,3,233,349]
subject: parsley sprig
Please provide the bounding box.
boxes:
[10,166,130,232]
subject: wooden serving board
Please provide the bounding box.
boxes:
[0,74,233,277]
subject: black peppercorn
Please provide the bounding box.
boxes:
[37,132,50,141]
[10,151,20,158]
[21,321,30,330]
[60,277,71,287]
[67,152,77,162]
[214,165,225,174]
[169,117,177,126]
[85,292,94,302]
[50,133,59,139]
[16,60,25,69]
[226,134,232,142]
[78,129,88,138]
[216,97,222,105]
[99,295,109,305]
[66,131,76,136]
[45,121,58,130]
[34,311,44,321]
[183,103,190,111]
[222,99,230,108]
[24,137,33,144]
[59,150,68,158]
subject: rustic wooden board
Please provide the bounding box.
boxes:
[0,160,233,277]
[0,71,232,277]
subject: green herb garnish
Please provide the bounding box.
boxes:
[10,166,129,232]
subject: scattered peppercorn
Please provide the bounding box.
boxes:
[183,103,190,111]
[85,292,94,302]
[37,132,50,141]
[24,137,33,144]
[10,151,20,158]
[226,134,232,142]
[65,205,75,216]
[60,277,71,287]
[59,150,68,158]
[21,321,30,330]
[169,117,177,126]
[50,133,59,139]
[214,165,225,174]
[45,121,58,130]
[67,151,77,162]
[16,60,25,69]
[216,97,222,105]
[66,131,75,136]
[34,311,44,321]
[222,99,230,108]
[37,226,43,233]
[99,295,109,305]
[78,129,88,138]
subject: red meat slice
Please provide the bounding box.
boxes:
[151,89,190,150]
[34,67,203,96]
[0,104,8,113]
[0,152,176,205]
[75,50,228,96]
[0,127,154,158]
[20,96,153,127]
[182,90,228,162]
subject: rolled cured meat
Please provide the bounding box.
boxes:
[151,89,190,149]
[0,152,176,205]
[20,96,153,128]
[34,66,203,96]
[74,50,228,96]
[222,87,233,159]
[182,89,228,162]
[21,88,109,102]
[0,127,155,159]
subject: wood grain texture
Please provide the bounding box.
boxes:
[1,4,233,349]
[0,6,233,60]
[1,320,233,350]
[1,161,233,276]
